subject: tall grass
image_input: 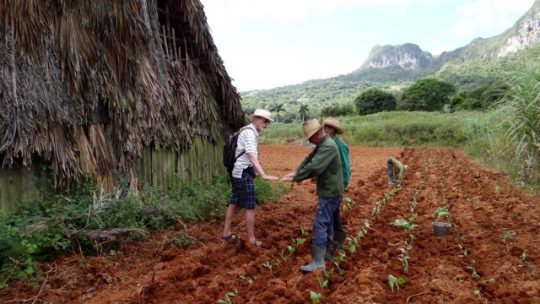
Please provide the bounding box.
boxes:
[498,73,540,186]
[260,107,539,191]
[261,111,476,147]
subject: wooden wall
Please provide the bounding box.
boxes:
[135,136,225,189]
[0,136,225,211]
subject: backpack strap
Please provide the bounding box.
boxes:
[234,126,256,162]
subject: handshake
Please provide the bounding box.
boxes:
[258,171,297,182]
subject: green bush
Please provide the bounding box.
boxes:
[355,88,397,115]
[320,103,355,117]
[0,174,289,286]
[398,78,456,111]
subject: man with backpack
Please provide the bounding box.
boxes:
[221,109,278,247]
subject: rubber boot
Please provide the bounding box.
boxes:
[334,230,347,250]
[325,240,338,261]
[300,245,326,272]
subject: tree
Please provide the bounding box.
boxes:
[354,88,397,115]
[320,103,354,117]
[398,78,456,111]
[298,104,309,122]
[270,103,284,123]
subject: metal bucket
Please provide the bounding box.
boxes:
[432,221,451,237]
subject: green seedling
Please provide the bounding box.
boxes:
[279,249,286,261]
[262,261,273,271]
[387,274,406,292]
[458,244,469,257]
[333,250,346,275]
[300,226,308,237]
[309,290,322,303]
[404,240,413,252]
[342,196,353,211]
[218,289,238,304]
[356,227,368,240]
[293,237,306,246]
[499,228,516,242]
[467,266,480,279]
[333,250,346,263]
[397,248,410,274]
[317,269,332,289]
[434,207,450,220]
[520,252,537,274]
[333,261,345,276]
[346,237,357,254]
[239,275,253,288]
[392,219,417,232]
[363,219,372,230]
[287,245,296,256]
[371,203,381,216]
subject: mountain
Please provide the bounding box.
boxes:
[360,43,433,70]
[241,0,540,114]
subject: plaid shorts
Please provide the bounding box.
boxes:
[229,168,256,209]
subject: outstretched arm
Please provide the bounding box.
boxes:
[247,152,278,180]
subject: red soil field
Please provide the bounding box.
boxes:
[1,145,539,303]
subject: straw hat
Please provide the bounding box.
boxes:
[322,117,343,134]
[302,119,322,140]
[253,109,273,122]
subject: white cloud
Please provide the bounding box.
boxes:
[201,0,536,90]
[451,0,535,39]
[202,0,446,30]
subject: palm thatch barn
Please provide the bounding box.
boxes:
[0,0,245,210]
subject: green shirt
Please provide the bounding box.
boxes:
[293,136,344,197]
[333,135,351,188]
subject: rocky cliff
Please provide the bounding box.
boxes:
[361,43,434,71]
[498,2,540,57]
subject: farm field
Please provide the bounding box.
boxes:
[1,145,539,303]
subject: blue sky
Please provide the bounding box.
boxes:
[200,0,536,92]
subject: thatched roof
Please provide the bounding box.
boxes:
[0,0,245,187]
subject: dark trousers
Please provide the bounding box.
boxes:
[387,158,395,183]
[332,206,344,235]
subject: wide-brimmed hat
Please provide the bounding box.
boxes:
[302,119,322,140]
[322,117,343,134]
[253,109,273,122]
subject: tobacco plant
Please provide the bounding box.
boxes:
[309,290,322,303]
[218,289,238,304]
[387,274,406,292]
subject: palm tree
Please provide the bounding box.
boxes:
[298,104,309,122]
[270,103,284,123]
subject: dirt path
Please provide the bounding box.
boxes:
[1,146,539,304]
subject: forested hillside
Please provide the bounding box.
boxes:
[241,0,540,119]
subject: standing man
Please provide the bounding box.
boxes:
[221,109,278,247]
[322,118,350,260]
[283,119,343,272]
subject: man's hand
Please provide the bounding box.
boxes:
[262,174,279,181]
[282,172,295,182]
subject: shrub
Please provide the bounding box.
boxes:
[321,103,354,117]
[354,88,397,115]
[398,78,456,111]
